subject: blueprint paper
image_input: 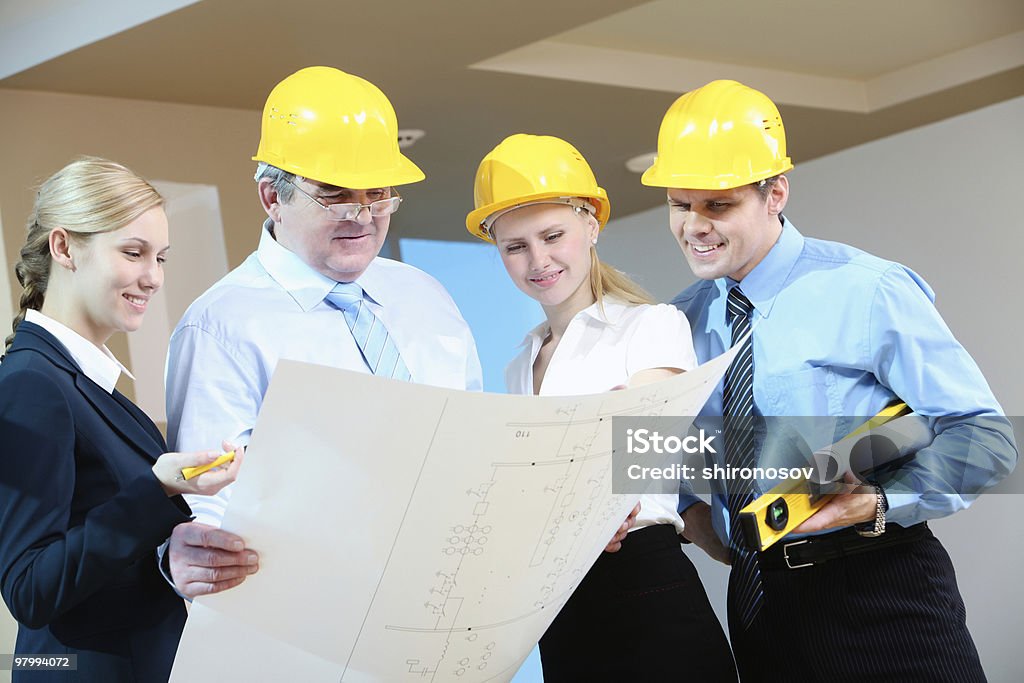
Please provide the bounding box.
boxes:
[170,344,737,682]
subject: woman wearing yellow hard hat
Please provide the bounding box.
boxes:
[467,134,736,681]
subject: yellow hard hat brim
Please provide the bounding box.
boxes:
[466,190,610,243]
[640,160,793,190]
[252,151,425,190]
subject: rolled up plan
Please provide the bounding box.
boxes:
[810,415,932,484]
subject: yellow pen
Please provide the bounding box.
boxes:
[180,451,236,481]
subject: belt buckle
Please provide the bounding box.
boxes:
[783,538,814,569]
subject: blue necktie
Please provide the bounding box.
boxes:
[325,282,412,381]
[724,286,763,629]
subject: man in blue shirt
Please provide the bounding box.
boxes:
[643,79,1016,681]
[162,67,483,599]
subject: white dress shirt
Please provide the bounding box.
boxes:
[24,309,133,394]
[165,225,483,527]
[506,297,697,534]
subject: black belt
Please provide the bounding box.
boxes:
[758,522,929,570]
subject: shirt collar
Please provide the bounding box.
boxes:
[257,219,396,311]
[518,319,549,350]
[516,297,630,349]
[25,309,133,393]
[256,220,338,311]
[721,217,804,319]
[578,296,630,326]
[353,260,390,308]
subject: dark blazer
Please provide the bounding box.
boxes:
[0,322,192,682]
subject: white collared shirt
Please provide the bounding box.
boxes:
[165,224,482,527]
[25,309,134,394]
[506,298,697,533]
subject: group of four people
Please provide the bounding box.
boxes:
[0,66,1015,682]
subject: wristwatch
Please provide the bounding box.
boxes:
[855,483,887,538]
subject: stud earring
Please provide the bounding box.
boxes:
[591,237,598,245]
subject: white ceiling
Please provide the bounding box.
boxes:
[473,0,1024,112]
[557,0,1023,78]
[0,0,200,81]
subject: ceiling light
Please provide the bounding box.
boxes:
[397,129,425,149]
[625,152,657,173]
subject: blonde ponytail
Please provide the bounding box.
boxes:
[589,248,655,309]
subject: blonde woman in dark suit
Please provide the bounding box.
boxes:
[0,157,242,682]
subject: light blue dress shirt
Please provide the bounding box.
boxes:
[165,224,483,527]
[674,219,1016,539]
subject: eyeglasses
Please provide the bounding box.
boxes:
[286,179,402,221]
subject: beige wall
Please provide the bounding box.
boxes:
[0,209,10,333]
[0,166,15,683]
[0,87,267,373]
[0,614,12,683]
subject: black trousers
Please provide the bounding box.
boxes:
[729,524,986,683]
[539,523,737,682]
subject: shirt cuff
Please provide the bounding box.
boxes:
[156,521,197,602]
[677,493,703,515]
[878,489,919,526]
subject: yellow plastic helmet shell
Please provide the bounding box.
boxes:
[252,66,425,189]
[466,134,611,243]
[641,79,793,190]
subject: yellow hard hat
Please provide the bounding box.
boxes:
[252,66,425,189]
[467,134,610,243]
[641,79,793,190]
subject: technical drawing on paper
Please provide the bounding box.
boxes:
[169,344,738,683]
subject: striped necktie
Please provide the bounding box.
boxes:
[723,286,763,629]
[325,282,412,381]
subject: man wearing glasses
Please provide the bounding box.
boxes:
[162,66,482,598]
